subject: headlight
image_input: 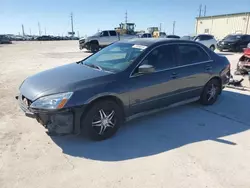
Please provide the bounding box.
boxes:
[30,92,73,110]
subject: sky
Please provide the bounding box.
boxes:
[1,0,250,37]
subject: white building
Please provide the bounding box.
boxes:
[195,12,250,40]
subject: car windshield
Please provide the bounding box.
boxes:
[224,35,242,41]
[82,42,147,72]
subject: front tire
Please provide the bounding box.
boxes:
[81,100,123,141]
[200,79,221,105]
[89,42,99,53]
[210,45,215,51]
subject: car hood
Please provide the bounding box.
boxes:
[19,63,112,101]
[222,39,238,43]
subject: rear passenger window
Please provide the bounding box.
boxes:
[109,31,117,36]
[178,44,210,65]
[141,45,176,70]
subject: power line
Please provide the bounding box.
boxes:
[22,24,25,36]
[125,10,127,23]
[199,4,202,17]
[172,21,176,35]
[71,12,74,37]
[38,22,41,36]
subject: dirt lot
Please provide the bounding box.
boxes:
[1,41,250,188]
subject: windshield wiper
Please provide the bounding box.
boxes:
[84,63,103,70]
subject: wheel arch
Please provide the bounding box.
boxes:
[89,40,99,45]
[83,94,126,120]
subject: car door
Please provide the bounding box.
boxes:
[109,31,119,43]
[174,43,213,100]
[128,44,184,115]
[99,31,110,46]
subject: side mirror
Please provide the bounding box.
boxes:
[138,64,155,74]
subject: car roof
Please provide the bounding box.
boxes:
[197,34,213,36]
[120,38,198,47]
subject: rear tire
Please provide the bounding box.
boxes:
[81,100,123,141]
[200,79,221,105]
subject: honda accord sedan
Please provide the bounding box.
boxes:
[17,38,230,140]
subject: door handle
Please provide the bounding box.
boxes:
[205,65,212,71]
[171,72,178,79]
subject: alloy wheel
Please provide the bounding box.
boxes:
[92,109,116,135]
[207,84,217,101]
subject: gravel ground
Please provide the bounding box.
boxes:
[0,41,250,188]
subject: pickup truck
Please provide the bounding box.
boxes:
[79,30,136,52]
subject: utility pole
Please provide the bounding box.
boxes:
[29,28,31,36]
[125,10,128,24]
[204,5,206,16]
[71,12,74,37]
[199,4,202,17]
[22,24,25,36]
[159,23,162,32]
[172,21,176,35]
[38,22,41,36]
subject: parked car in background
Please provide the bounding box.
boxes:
[36,35,54,41]
[17,38,230,140]
[193,34,217,51]
[166,35,180,39]
[217,34,250,52]
[138,33,152,38]
[79,30,136,52]
[158,32,167,38]
[235,47,250,75]
[181,35,196,41]
[0,35,12,44]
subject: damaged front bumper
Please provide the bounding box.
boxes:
[16,95,83,135]
[79,40,90,50]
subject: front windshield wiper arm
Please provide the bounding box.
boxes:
[84,63,103,70]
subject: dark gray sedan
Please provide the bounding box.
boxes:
[17,39,230,140]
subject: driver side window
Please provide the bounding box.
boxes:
[140,45,176,71]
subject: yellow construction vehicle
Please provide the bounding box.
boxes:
[153,31,167,38]
[147,27,167,38]
[147,27,159,38]
[115,23,136,35]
